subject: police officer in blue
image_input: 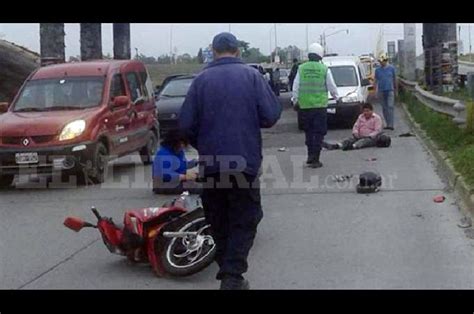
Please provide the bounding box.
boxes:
[179,32,281,289]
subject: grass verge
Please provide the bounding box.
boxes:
[400,90,474,186]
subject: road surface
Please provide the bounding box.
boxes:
[1,93,474,289]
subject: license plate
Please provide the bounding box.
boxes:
[15,152,39,164]
[327,108,336,114]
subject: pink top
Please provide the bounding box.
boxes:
[352,113,383,138]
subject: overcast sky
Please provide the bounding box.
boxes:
[0,23,471,58]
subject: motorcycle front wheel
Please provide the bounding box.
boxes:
[157,208,216,276]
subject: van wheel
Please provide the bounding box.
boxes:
[140,131,158,165]
[81,143,108,184]
[0,174,14,188]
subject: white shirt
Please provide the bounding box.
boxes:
[291,66,339,104]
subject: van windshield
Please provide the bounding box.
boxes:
[329,66,359,87]
[13,77,105,112]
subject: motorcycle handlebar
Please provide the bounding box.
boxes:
[91,207,102,220]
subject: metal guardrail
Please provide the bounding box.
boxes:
[399,78,466,126]
[459,60,474,76]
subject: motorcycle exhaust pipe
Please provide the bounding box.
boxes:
[162,231,199,238]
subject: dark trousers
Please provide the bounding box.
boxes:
[201,172,263,280]
[341,133,384,150]
[300,108,328,158]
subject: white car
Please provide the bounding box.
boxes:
[323,56,371,127]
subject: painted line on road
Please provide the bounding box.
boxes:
[16,238,99,290]
[260,188,445,196]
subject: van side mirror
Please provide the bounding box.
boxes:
[361,78,371,87]
[111,96,130,109]
[0,102,9,113]
[133,96,145,106]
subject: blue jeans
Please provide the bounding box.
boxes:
[379,90,394,128]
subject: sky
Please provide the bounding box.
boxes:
[0,23,471,59]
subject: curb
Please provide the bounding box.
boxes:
[399,101,474,218]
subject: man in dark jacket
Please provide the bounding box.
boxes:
[288,58,299,91]
[179,32,281,290]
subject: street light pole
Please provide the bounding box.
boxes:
[469,24,472,62]
[274,23,278,63]
[323,29,349,55]
[170,24,173,64]
[306,24,309,53]
[269,26,273,62]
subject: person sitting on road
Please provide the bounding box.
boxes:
[152,130,200,195]
[325,103,386,151]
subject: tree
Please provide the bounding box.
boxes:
[177,53,193,64]
[197,48,204,64]
[157,54,172,64]
[238,40,250,58]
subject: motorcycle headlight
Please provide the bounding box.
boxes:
[59,120,86,141]
[343,93,359,103]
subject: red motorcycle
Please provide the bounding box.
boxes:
[63,193,216,277]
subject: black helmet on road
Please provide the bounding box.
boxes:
[356,172,382,194]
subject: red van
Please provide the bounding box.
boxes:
[0,60,159,187]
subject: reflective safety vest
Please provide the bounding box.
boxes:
[298,61,328,109]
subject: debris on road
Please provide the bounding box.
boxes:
[412,213,424,219]
[458,217,472,229]
[278,147,287,152]
[433,195,446,203]
[365,157,377,161]
[399,132,415,137]
[464,228,474,239]
[332,174,353,182]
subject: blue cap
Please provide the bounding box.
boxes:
[212,32,239,51]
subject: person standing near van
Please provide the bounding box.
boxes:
[292,43,339,168]
[374,53,397,130]
[288,58,299,91]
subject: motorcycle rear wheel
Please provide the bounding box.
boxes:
[157,208,216,277]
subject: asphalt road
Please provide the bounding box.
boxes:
[1,92,474,289]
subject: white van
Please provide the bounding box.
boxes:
[323,56,372,127]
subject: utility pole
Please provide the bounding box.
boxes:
[170,24,173,64]
[306,24,309,53]
[274,23,278,63]
[470,24,472,62]
[269,26,273,62]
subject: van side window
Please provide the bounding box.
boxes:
[125,72,143,102]
[110,74,126,99]
[138,71,154,101]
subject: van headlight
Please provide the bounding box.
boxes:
[59,120,86,141]
[343,93,359,103]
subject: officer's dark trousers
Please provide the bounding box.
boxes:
[300,108,328,159]
[201,172,263,280]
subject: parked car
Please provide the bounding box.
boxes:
[0,60,159,187]
[247,63,265,75]
[155,74,195,136]
[279,69,290,92]
[295,56,371,130]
